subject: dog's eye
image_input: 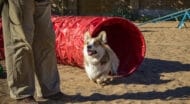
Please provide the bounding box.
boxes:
[94,41,101,46]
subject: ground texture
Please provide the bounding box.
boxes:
[0,21,190,104]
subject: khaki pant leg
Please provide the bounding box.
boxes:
[33,1,60,97]
[2,0,36,99]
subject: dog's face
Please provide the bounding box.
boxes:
[84,31,107,57]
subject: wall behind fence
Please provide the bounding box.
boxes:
[52,0,190,19]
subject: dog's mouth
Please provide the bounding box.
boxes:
[87,49,97,56]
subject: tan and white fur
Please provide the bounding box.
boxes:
[83,31,119,85]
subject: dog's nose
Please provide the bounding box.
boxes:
[87,45,92,49]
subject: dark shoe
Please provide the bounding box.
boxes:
[16,96,38,104]
[43,92,65,100]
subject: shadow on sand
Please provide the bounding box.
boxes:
[70,86,190,102]
[111,58,190,85]
[39,58,190,103]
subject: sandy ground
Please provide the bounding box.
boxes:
[0,21,190,104]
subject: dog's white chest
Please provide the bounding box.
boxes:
[85,62,110,80]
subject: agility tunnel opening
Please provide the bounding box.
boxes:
[52,16,146,77]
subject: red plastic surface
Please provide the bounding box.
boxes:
[0,19,4,60]
[0,16,146,77]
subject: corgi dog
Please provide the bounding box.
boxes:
[83,31,119,85]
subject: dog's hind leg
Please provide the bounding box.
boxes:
[111,56,119,75]
[106,47,119,76]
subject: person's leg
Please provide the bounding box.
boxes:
[2,0,36,99]
[33,0,60,97]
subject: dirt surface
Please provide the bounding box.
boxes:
[0,21,190,104]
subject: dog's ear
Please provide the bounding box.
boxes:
[84,31,91,41]
[98,31,107,44]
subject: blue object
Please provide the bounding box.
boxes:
[139,8,190,29]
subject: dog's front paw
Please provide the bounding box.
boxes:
[95,76,113,86]
[95,79,106,86]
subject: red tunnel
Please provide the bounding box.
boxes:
[52,16,146,77]
[0,16,146,77]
